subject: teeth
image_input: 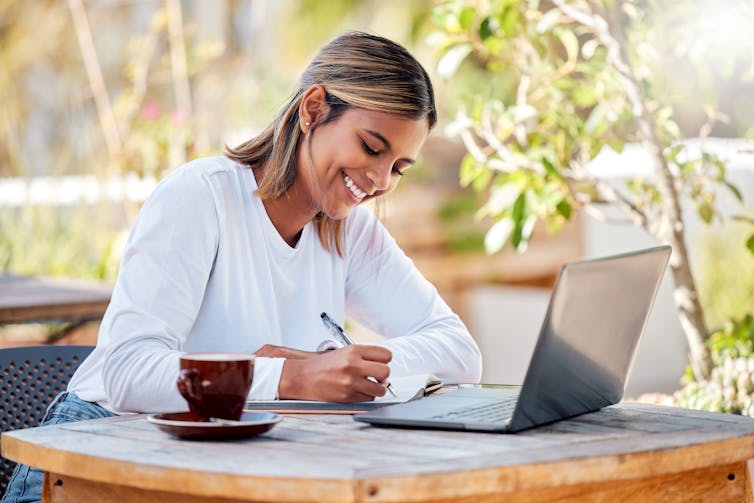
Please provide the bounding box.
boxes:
[343,174,366,199]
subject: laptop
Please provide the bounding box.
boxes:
[354,245,672,433]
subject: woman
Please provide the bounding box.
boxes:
[2,32,482,502]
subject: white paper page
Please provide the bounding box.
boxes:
[373,374,433,404]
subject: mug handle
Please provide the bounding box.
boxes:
[176,368,202,405]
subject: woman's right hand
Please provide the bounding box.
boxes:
[277,345,392,402]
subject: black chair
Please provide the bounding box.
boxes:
[0,345,94,494]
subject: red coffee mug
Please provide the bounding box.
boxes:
[176,353,254,421]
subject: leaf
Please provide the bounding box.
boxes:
[458,6,476,30]
[520,215,537,248]
[437,43,472,79]
[572,86,597,107]
[472,168,494,193]
[556,198,573,219]
[511,191,526,222]
[459,154,478,188]
[484,218,514,254]
[607,136,625,153]
[536,8,561,34]
[584,104,608,135]
[697,201,714,224]
[747,234,754,255]
[541,156,564,180]
[511,192,530,250]
[556,29,579,66]
[665,144,685,162]
[479,15,500,40]
[483,36,505,57]
[486,182,520,214]
[500,7,519,35]
[724,180,744,202]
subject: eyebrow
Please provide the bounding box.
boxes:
[364,129,416,165]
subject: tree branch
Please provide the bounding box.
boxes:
[165,0,192,166]
[557,0,713,380]
[67,0,122,160]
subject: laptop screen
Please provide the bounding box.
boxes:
[509,245,671,431]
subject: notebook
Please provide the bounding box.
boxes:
[354,245,671,432]
[245,374,442,414]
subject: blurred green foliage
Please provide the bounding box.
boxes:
[699,224,754,329]
[707,315,754,366]
[429,0,753,255]
[675,315,754,415]
[437,192,488,254]
[0,205,123,281]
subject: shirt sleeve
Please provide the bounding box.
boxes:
[343,208,483,384]
[101,165,281,412]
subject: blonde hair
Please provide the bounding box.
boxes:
[225,32,436,255]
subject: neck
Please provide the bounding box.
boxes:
[254,169,318,248]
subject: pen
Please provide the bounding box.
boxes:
[320,312,397,398]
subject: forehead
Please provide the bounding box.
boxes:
[338,108,429,156]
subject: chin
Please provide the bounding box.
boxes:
[322,204,356,221]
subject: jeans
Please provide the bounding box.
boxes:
[1,392,115,503]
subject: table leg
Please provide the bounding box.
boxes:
[42,472,50,503]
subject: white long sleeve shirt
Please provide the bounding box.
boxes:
[67,156,482,413]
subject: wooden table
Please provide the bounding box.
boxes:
[2,403,754,502]
[0,275,111,324]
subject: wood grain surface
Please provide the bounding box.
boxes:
[3,403,754,502]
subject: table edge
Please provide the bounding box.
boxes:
[4,427,754,502]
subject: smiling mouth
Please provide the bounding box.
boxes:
[343,173,367,200]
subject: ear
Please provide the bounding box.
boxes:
[299,85,328,134]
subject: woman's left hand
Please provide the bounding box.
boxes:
[254,344,324,360]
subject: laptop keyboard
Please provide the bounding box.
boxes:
[429,395,518,424]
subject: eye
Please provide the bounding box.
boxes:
[392,166,405,176]
[360,138,379,156]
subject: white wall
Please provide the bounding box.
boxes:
[468,234,688,398]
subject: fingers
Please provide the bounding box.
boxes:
[328,372,387,401]
[334,346,391,382]
[359,360,390,382]
[335,348,390,399]
[276,344,393,402]
[350,344,392,364]
[351,378,387,399]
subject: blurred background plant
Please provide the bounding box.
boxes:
[674,315,754,416]
[0,0,433,283]
[428,0,754,389]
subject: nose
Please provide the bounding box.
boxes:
[365,162,392,192]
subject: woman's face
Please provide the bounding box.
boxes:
[298,107,429,220]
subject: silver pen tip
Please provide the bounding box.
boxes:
[387,383,398,398]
